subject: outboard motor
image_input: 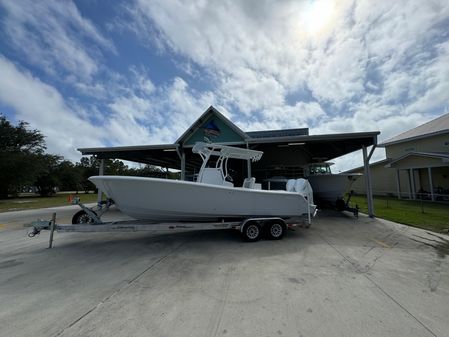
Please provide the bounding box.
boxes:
[286,178,314,205]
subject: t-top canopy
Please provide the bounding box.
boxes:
[192,142,263,162]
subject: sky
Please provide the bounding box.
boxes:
[0,0,448,172]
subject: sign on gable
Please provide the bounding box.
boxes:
[183,116,246,146]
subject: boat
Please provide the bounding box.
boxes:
[303,162,361,207]
[89,142,316,222]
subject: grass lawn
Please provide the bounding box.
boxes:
[0,192,99,213]
[350,195,449,233]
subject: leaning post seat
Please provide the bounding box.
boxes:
[242,177,256,189]
[198,168,234,187]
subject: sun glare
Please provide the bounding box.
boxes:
[302,0,335,35]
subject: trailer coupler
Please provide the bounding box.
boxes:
[28,219,52,237]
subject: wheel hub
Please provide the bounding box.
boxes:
[271,224,282,237]
[246,225,259,239]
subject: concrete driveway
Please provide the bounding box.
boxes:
[0,209,448,337]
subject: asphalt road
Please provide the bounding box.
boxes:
[0,209,448,337]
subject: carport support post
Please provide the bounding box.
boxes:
[246,142,251,178]
[416,169,421,198]
[407,170,412,199]
[362,146,375,217]
[177,148,186,181]
[428,167,435,201]
[410,169,416,199]
[97,159,104,203]
[395,169,401,199]
[181,151,186,181]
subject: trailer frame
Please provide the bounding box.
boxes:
[28,198,314,247]
[28,217,307,247]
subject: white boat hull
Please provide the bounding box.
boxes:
[307,174,361,203]
[89,176,315,222]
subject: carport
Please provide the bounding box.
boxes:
[79,106,379,216]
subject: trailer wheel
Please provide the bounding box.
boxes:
[266,221,285,240]
[241,222,262,242]
[335,198,346,211]
[72,210,97,224]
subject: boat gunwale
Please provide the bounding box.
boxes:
[89,175,303,195]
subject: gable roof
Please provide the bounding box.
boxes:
[385,151,449,168]
[176,106,248,145]
[380,112,449,146]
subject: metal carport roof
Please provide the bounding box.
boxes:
[78,131,380,170]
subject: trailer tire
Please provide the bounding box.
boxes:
[335,198,346,211]
[265,221,285,240]
[241,222,262,242]
[72,210,97,224]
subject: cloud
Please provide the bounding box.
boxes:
[131,0,449,148]
[237,101,327,132]
[306,37,367,106]
[0,55,218,164]
[2,0,449,174]
[160,77,239,139]
[0,55,105,160]
[131,0,312,112]
[0,0,115,82]
[87,66,225,147]
[0,50,222,162]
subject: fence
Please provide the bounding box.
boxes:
[348,191,449,232]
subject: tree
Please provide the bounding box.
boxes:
[75,157,129,193]
[106,159,129,175]
[128,165,166,178]
[34,154,62,196]
[76,157,99,193]
[0,114,179,199]
[0,115,46,198]
[0,115,45,154]
[55,160,83,192]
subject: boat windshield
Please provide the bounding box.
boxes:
[309,164,332,175]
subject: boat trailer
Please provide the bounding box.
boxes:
[28,198,314,248]
[335,191,359,218]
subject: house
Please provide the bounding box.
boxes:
[347,113,449,201]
